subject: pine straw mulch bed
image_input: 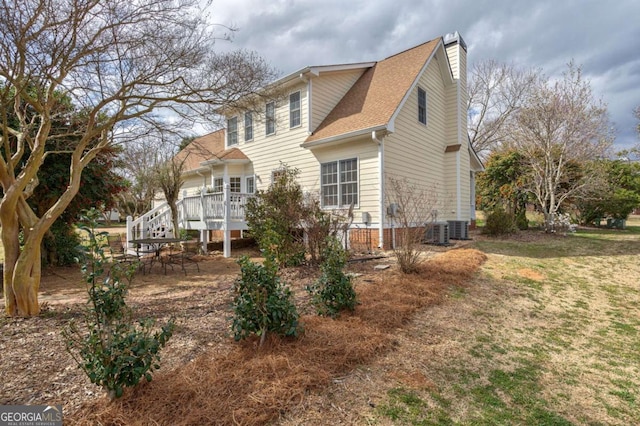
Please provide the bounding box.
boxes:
[65,248,487,425]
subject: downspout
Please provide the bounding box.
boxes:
[372,130,385,249]
[456,148,461,220]
[455,59,462,220]
[222,163,230,257]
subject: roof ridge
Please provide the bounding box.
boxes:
[305,37,441,144]
[381,36,442,62]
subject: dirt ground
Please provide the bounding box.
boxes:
[0,249,250,413]
[1,240,451,420]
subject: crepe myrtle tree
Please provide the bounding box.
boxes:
[0,0,277,316]
[155,151,187,239]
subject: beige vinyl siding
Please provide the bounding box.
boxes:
[446,43,460,80]
[311,138,380,223]
[181,173,209,196]
[227,79,380,223]
[237,82,321,195]
[385,56,453,218]
[450,42,470,220]
[311,70,366,131]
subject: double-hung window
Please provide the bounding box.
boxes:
[321,158,358,208]
[244,112,253,141]
[214,177,241,193]
[289,91,301,128]
[418,87,427,125]
[266,102,276,135]
[245,176,255,194]
[227,116,238,145]
[229,177,241,193]
[213,177,223,193]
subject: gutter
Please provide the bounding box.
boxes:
[182,166,209,176]
[301,125,388,149]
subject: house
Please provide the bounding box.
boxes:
[127,31,484,256]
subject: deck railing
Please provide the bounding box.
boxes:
[179,192,251,221]
[127,188,254,257]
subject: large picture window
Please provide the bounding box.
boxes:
[321,158,358,208]
[266,102,276,135]
[227,116,238,145]
[289,91,301,128]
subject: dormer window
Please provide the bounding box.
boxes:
[227,116,238,145]
[418,87,427,125]
[289,91,301,128]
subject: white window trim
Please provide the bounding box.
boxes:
[229,176,242,193]
[245,175,255,194]
[266,101,276,136]
[227,116,239,146]
[244,111,253,142]
[213,177,224,193]
[320,157,359,209]
[289,90,301,129]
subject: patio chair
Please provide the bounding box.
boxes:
[162,239,200,275]
[134,243,160,275]
[106,234,139,265]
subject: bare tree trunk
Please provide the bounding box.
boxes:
[11,242,42,317]
[2,210,21,316]
[169,203,180,238]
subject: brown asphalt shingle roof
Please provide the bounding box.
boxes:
[175,129,248,173]
[305,37,441,143]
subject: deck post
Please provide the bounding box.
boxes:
[200,229,209,254]
[200,188,205,222]
[126,215,133,253]
[223,182,231,258]
[142,214,149,239]
[179,190,187,228]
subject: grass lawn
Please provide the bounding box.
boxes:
[366,217,640,425]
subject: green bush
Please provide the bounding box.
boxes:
[482,208,517,236]
[307,237,357,317]
[43,220,83,266]
[63,209,174,399]
[515,210,529,230]
[245,166,307,267]
[231,253,300,346]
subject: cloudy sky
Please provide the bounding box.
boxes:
[207,0,640,152]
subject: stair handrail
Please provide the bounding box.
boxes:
[126,201,180,252]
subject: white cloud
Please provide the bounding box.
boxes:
[206,0,640,150]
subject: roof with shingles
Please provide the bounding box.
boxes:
[176,129,247,173]
[305,37,441,143]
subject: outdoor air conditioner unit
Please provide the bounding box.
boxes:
[448,220,470,240]
[424,222,449,245]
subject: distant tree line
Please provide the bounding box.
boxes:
[468,59,640,231]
